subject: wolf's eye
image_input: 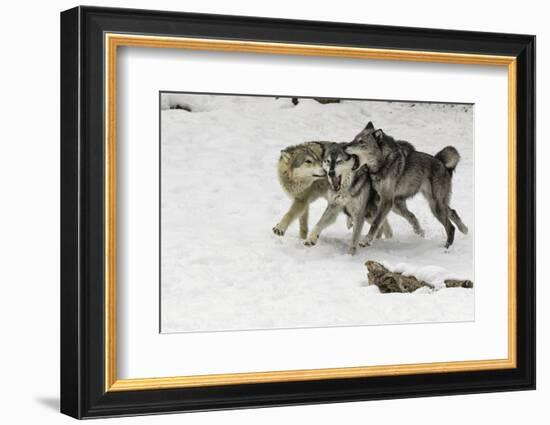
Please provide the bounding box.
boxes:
[305,159,313,164]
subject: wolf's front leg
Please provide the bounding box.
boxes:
[360,199,393,247]
[349,213,366,255]
[273,199,307,237]
[304,204,341,246]
[299,206,309,239]
[381,220,394,239]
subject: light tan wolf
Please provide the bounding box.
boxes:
[273,142,331,239]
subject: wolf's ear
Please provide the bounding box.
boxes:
[373,129,384,140]
[365,121,375,131]
[280,150,291,161]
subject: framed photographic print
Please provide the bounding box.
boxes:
[60,6,536,419]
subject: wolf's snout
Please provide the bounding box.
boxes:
[328,170,335,177]
[329,174,342,191]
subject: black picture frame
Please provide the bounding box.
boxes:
[61,5,535,419]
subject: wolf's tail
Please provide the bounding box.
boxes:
[435,146,460,174]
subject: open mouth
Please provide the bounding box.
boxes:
[312,173,326,178]
[329,175,342,191]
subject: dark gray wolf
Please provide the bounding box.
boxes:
[304,143,393,254]
[345,121,468,249]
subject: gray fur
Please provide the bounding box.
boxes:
[304,143,393,254]
[345,121,468,249]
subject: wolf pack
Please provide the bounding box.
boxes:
[273,121,469,255]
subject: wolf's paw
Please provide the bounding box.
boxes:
[346,216,353,229]
[359,238,371,248]
[416,229,426,238]
[348,246,357,255]
[304,238,317,247]
[272,224,286,237]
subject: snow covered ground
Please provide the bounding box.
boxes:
[160,93,474,333]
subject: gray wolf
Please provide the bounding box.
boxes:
[303,143,393,254]
[273,142,332,239]
[345,121,468,249]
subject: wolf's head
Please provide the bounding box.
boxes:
[351,121,377,142]
[345,121,389,173]
[322,143,358,192]
[278,142,327,185]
